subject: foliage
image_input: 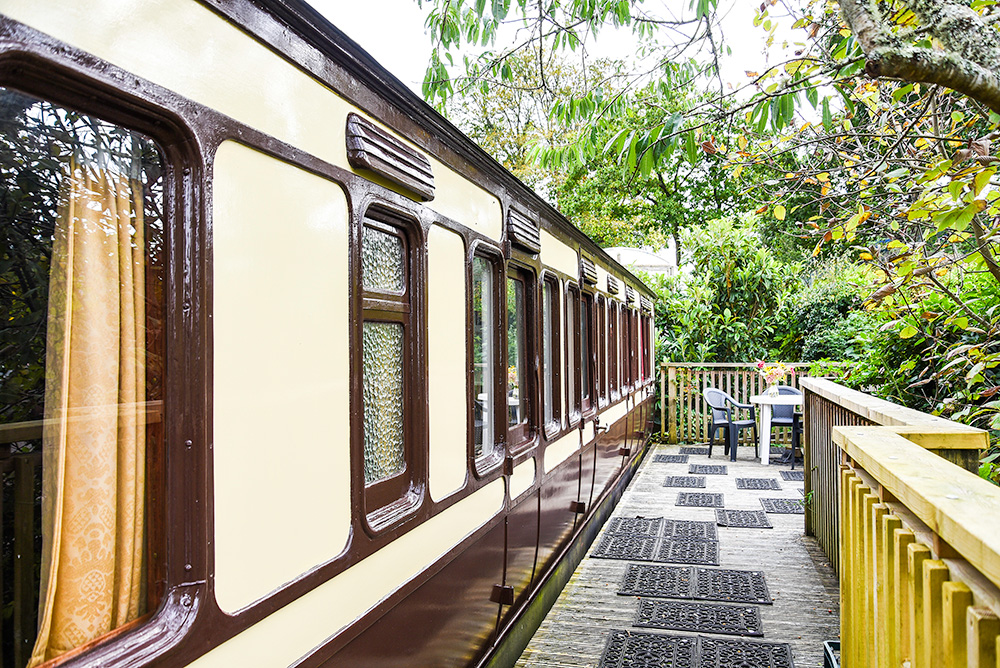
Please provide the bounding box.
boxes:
[653,215,799,362]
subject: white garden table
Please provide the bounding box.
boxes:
[749,393,802,466]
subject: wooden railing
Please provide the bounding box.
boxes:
[0,448,41,668]
[659,362,808,445]
[800,377,996,667]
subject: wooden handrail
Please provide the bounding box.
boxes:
[0,400,163,445]
[799,376,996,667]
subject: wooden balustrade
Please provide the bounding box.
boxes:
[659,362,807,445]
[0,449,42,668]
[801,377,996,667]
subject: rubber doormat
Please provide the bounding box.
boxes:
[663,476,707,488]
[618,564,771,604]
[663,519,718,540]
[779,470,804,481]
[655,539,720,565]
[598,632,794,668]
[606,516,664,536]
[735,478,782,490]
[599,631,696,668]
[679,447,710,455]
[715,509,773,528]
[676,492,724,508]
[593,516,720,565]
[760,498,805,514]
[700,636,795,667]
[634,599,763,636]
[654,454,690,463]
[690,464,728,475]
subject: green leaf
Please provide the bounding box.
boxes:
[899,325,918,339]
[822,98,832,132]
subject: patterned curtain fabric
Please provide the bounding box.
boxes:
[29,159,147,666]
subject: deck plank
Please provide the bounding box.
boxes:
[515,443,840,667]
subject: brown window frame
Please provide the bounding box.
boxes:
[581,292,595,415]
[541,274,562,438]
[565,283,581,425]
[358,208,426,532]
[471,247,504,475]
[596,295,607,407]
[505,264,537,450]
[609,300,619,400]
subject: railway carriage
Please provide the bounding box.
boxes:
[0,1,656,666]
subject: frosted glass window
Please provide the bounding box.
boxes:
[507,277,527,427]
[472,258,494,459]
[362,321,405,483]
[362,226,404,293]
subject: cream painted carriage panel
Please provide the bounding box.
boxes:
[212,142,350,613]
[510,457,536,499]
[188,480,505,668]
[429,166,503,240]
[4,0,504,242]
[540,230,578,277]
[428,225,469,501]
[544,431,580,474]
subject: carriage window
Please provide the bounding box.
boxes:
[472,256,496,461]
[506,269,535,447]
[621,306,631,388]
[609,301,619,398]
[566,285,580,422]
[0,88,165,666]
[597,296,607,405]
[581,294,592,413]
[360,212,421,520]
[542,278,560,432]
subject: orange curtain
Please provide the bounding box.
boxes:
[29,158,147,666]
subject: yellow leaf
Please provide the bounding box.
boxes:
[785,172,796,179]
[859,252,873,260]
[774,204,786,220]
[733,164,744,179]
[738,135,748,151]
[817,172,829,182]
[839,28,851,37]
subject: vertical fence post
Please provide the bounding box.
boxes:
[667,365,677,444]
[660,363,666,441]
[13,455,36,668]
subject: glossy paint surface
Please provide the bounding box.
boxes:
[428,224,469,501]
[212,141,351,613]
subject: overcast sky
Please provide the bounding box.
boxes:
[314,0,795,97]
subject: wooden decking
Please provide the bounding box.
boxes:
[515,442,840,668]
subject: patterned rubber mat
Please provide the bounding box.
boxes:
[655,539,720,565]
[760,498,805,514]
[676,492,724,508]
[618,564,771,605]
[634,599,763,636]
[664,519,719,540]
[598,632,795,668]
[699,636,795,667]
[779,470,804,481]
[663,476,707,488]
[679,447,710,455]
[655,454,690,464]
[735,478,782,490]
[716,509,773,528]
[690,464,728,475]
[599,631,696,668]
[607,516,665,536]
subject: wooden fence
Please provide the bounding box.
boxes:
[800,377,996,667]
[659,362,808,445]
